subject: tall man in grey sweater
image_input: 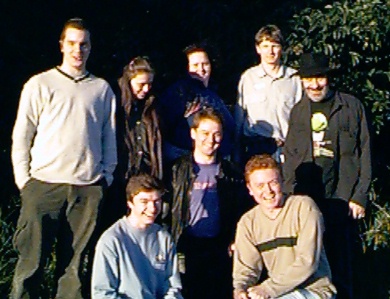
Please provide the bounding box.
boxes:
[11,18,117,299]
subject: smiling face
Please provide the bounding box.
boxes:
[247,168,284,213]
[127,190,162,229]
[187,51,211,87]
[60,27,91,74]
[302,76,329,102]
[191,118,222,161]
[130,72,154,100]
[256,39,282,67]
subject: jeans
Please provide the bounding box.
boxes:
[11,178,105,299]
[277,289,324,299]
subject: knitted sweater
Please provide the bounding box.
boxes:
[12,68,117,189]
[233,195,336,298]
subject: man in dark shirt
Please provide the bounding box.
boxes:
[165,108,250,299]
[283,53,371,299]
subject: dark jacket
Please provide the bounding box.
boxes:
[283,91,371,207]
[165,154,251,245]
[117,94,163,181]
[157,76,235,156]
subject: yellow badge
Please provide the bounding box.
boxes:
[311,112,328,132]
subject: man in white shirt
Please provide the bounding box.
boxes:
[234,25,301,166]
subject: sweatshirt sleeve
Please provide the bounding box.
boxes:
[233,215,264,292]
[11,78,41,189]
[163,236,184,299]
[101,85,117,186]
[260,201,325,297]
[91,238,125,299]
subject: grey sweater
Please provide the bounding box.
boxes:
[92,217,183,299]
[12,68,117,189]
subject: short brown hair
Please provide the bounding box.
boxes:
[183,43,208,58]
[191,107,224,129]
[126,173,165,203]
[60,18,90,42]
[245,154,280,182]
[255,24,284,47]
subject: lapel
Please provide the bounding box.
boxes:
[327,91,344,155]
[298,96,314,160]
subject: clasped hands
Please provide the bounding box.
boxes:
[234,286,271,299]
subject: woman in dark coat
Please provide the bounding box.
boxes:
[101,57,163,227]
[117,56,163,181]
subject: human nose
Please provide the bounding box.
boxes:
[147,201,158,212]
[311,79,320,88]
[73,43,82,52]
[197,64,205,72]
[142,84,150,92]
[262,182,274,193]
[206,133,218,144]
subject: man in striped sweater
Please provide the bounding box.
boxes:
[233,155,336,299]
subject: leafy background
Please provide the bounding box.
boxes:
[0,0,389,298]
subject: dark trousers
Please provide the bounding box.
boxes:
[318,198,361,299]
[11,179,105,299]
[178,233,233,299]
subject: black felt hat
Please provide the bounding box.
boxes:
[299,53,332,78]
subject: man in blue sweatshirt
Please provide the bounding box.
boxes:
[91,173,183,299]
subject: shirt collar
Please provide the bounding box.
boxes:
[255,64,298,79]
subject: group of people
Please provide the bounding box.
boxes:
[10,17,370,299]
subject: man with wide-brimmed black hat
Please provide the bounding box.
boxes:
[282,53,371,299]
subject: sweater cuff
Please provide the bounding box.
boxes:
[259,280,281,298]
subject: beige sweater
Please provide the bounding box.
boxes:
[233,195,336,298]
[12,68,117,189]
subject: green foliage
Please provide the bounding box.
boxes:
[0,196,18,296]
[286,0,390,134]
[363,201,390,250]
[0,197,58,298]
[365,201,390,249]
